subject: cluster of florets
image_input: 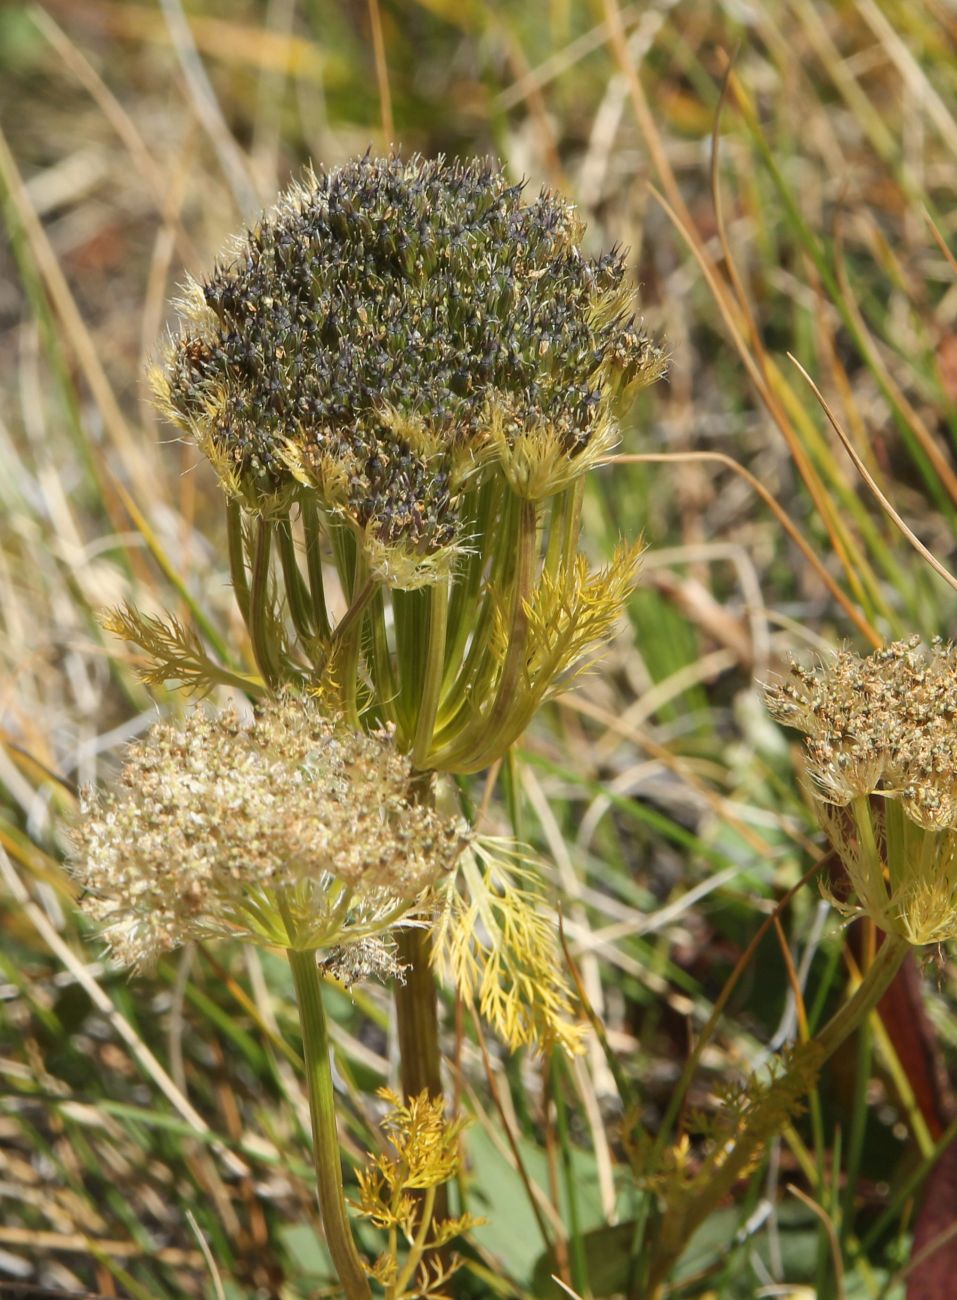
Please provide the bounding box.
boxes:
[69,697,465,967]
[767,638,957,944]
[154,154,663,581]
[766,636,957,828]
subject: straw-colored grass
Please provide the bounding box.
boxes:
[3,2,957,1295]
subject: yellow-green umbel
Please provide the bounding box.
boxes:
[767,636,957,945]
[153,154,664,770]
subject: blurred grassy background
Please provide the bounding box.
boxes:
[4,1,957,1296]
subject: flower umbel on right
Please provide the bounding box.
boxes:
[766,636,957,945]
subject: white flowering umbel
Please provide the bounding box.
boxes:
[70,697,465,967]
[766,637,957,944]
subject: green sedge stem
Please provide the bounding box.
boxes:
[287,950,372,1300]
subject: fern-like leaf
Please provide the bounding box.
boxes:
[103,603,262,696]
[432,836,585,1055]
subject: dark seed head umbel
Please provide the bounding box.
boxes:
[155,154,664,581]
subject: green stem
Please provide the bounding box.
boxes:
[277,509,315,642]
[250,517,281,687]
[367,587,401,734]
[393,775,445,1234]
[441,482,492,687]
[812,931,908,1060]
[460,495,538,771]
[302,498,331,639]
[226,498,251,626]
[395,926,442,1100]
[412,579,449,768]
[429,482,509,750]
[391,1184,437,1297]
[431,494,538,772]
[645,931,910,1295]
[552,1052,588,1296]
[393,922,449,1266]
[287,949,372,1300]
[329,573,376,726]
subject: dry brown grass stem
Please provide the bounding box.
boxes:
[31,7,200,266]
[788,354,957,595]
[611,451,880,645]
[0,125,157,514]
[366,0,395,144]
[647,177,875,608]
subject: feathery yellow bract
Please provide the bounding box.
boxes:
[354,1088,481,1299]
[495,537,644,696]
[432,837,585,1055]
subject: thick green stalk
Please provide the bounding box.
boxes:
[393,924,448,1257]
[394,776,446,1230]
[395,927,443,1100]
[287,949,372,1300]
[644,931,910,1295]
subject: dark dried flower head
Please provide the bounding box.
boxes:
[767,638,957,944]
[153,154,664,585]
[69,696,465,967]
